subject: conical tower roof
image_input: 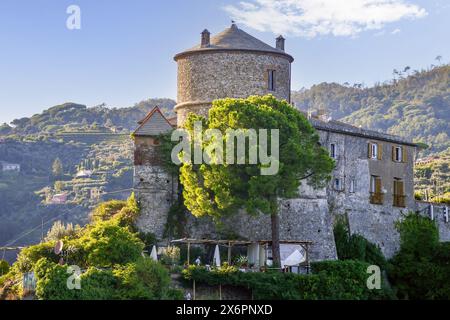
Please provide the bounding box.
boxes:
[174,23,294,62]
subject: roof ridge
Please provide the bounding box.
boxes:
[133,106,174,136]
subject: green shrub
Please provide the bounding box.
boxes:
[34,258,78,300]
[44,221,80,242]
[77,267,117,300]
[80,220,144,267]
[90,194,140,229]
[34,259,116,300]
[388,212,450,299]
[182,260,394,300]
[114,257,172,299]
[164,201,187,239]
[15,242,58,273]
[334,219,387,269]
[90,199,127,223]
[34,257,174,300]
[311,260,394,300]
[0,260,9,276]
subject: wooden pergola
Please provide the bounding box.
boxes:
[170,238,313,271]
[170,238,252,265]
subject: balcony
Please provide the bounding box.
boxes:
[393,195,406,208]
[370,192,384,205]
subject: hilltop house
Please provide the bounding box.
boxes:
[1,161,21,172]
[50,193,68,205]
[133,24,450,261]
[76,169,93,179]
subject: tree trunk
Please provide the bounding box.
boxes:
[271,212,281,268]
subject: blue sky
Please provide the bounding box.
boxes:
[0,0,448,124]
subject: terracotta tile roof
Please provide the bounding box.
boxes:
[134,106,174,136]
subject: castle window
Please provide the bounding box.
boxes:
[268,70,276,91]
[370,175,384,205]
[393,178,406,207]
[349,179,355,193]
[334,178,343,191]
[368,142,382,160]
[392,146,406,163]
[330,143,337,159]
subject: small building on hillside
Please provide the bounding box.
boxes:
[1,161,21,172]
[50,193,68,204]
[76,169,93,179]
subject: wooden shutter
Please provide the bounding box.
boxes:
[398,180,404,196]
[392,146,396,161]
[377,143,383,160]
[368,143,372,158]
[402,147,407,163]
[375,177,382,194]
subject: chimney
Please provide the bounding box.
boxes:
[201,29,210,48]
[276,35,285,51]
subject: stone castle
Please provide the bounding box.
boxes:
[133,24,450,261]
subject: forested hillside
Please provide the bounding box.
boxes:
[292,65,450,155]
[0,134,134,258]
[0,98,176,136]
[0,99,176,256]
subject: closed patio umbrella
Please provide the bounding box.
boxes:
[150,245,158,261]
[213,245,221,267]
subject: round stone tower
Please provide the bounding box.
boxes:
[174,23,294,126]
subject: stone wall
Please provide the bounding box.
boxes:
[184,182,337,262]
[175,51,291,126]
[134,165,177,238]
[317,129,417,258]
[416,201,450,242]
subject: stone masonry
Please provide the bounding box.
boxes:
[133,24,450,262]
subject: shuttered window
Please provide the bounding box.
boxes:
[393,179,406,207]
[368,142,382,160]
[370,175,383,204]
[392,146,407,163]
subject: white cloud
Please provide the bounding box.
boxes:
[224,0,427,38]
[391,28,402,34]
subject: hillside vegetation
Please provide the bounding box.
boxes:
[0,98,176,136]
[292,65,450,154]
[0,98,177,257]
[0,134,134,253]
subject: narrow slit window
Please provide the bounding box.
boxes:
[268,70,275,91]
[330,143,337,159]
[349,179,355,193]
[334,178,342,191]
